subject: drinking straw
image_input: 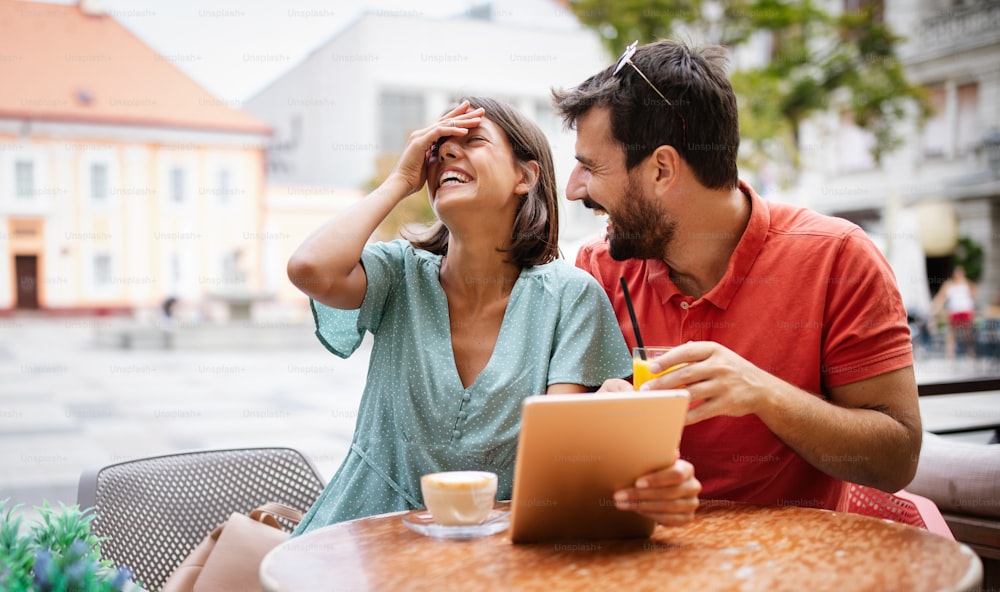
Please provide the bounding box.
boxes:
[619,277,646,359]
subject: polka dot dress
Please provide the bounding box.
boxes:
[293,240,631,535]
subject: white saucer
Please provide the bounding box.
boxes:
[401,509,510,540]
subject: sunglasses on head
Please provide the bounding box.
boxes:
[613,41,688,147]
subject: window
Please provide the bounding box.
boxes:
[378,92,426,154]
[535,101,561,138]
[956,82,979,155]
[170,168,185,202]
[91,163,108,201]
[15,160,34,198]
[170,253,181,284]
[217,169,231,204]
[94,254,112,285]
[921,84,947,158]
[534,101,564,167]
[838,112,876,172]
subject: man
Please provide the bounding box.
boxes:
[553,39,922,527]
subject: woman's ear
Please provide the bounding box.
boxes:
[515,161,541,196]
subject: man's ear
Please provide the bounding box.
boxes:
[515,161,541,196]
[650,145,681,189]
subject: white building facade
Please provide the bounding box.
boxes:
[0,0,271,316]
[245,2,613,254]
[0,125,268,314]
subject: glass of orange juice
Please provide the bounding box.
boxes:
[633,346,687,390]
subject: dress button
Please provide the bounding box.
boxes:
[452,430,462,439]
[462,393,472,402]
[457,411,468,419]
[680,301,690,310]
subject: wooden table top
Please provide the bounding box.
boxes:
[261,501,983,592]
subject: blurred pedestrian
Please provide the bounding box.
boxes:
[932,265,979,358]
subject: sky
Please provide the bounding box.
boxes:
[44,0,489,102]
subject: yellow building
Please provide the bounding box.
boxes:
[0,0,270,316]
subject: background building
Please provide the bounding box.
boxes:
[245,1,611,268]
[796,0,1000,311]
[0,0,271,317]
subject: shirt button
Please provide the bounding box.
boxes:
[458,411,468,419]
[452,430,462,439]
[680,301,690,310]
[462,393,472,402]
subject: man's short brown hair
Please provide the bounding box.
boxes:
[553,39,739,190]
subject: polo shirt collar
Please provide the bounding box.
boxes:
[708,180,769,310]
[645,180,769,310]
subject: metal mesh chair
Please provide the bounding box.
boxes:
[77,447,326,591]
[845,483,955,539]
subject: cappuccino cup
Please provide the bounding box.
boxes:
[420,470,498,526]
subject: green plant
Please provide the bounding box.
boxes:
[367,153,436,240]
[0,499,134,592]
[953,236,984,283]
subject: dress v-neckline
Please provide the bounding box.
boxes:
[437,263,527,392]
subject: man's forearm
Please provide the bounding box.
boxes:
[756,377,921,492]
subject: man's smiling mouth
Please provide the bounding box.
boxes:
[582,198,606,215]
[580,198,613,235]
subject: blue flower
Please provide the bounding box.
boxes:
[64,557,88,584]
[32,549,52,590]
[67,540,90,562]
[110,566,133,590]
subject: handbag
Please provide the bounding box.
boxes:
[161,502,303,592]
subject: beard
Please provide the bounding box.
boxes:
[607,175,676,261]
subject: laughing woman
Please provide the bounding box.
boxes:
[287,97,631,532]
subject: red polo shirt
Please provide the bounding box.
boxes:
[575,181,914,510]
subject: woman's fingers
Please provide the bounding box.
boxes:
[441,99,471,119]
[388,106,485,197]
[425,109,483,161]
[437,107,484,130]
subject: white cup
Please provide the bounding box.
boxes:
[420,470,498,526]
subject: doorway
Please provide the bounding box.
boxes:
[15,255,39,309]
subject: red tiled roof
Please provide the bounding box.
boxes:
[0,0,270,135]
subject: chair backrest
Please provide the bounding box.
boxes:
[77,447,325,590]
[845,483,955,540]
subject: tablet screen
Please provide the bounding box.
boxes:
[509,390,689,543]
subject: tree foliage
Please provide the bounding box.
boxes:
[954,236,984,283]
[367,154,436,240]
[566,0,930,171]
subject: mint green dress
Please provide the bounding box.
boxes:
[293,240,631,533]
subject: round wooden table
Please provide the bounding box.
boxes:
[261,501,982,591]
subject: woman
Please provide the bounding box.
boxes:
[287,97,631,532]
[932,265,979,359]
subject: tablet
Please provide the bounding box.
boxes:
[508,390,689,543]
